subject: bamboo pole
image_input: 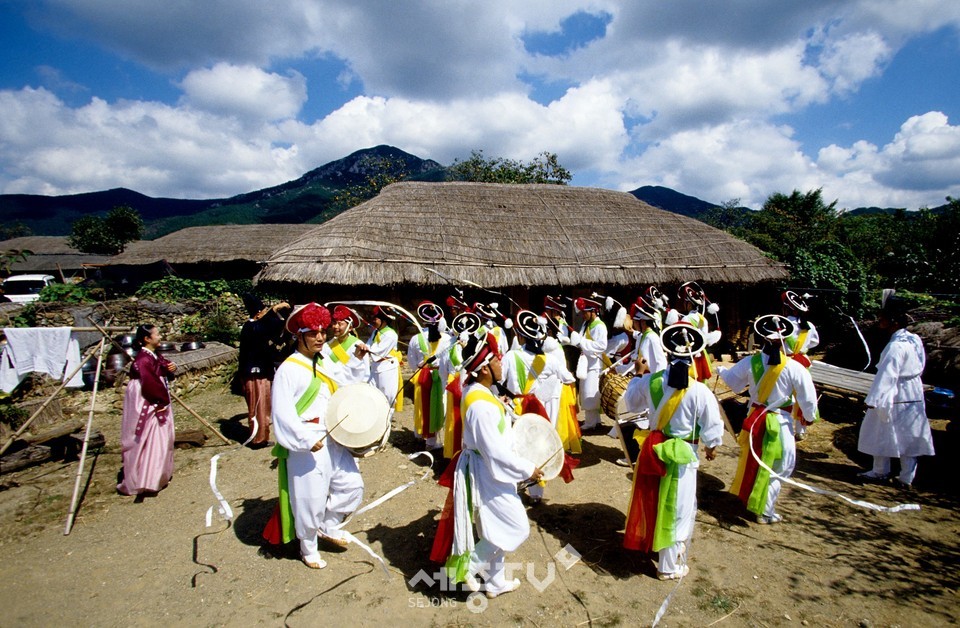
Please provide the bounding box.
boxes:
[63,337,107,535]
[0,341,103,457]
[170,391,231,445]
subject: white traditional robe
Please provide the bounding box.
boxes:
[635,328,668,375]
[784,318,819,355]
[365,325,400,403]
[606,331,635,376]
[719,353,818,517]
[322,334,370,385]
[858,328,935,458]
[272,352,363,553]
[623,373,724,573]
[567,317,607,425]
[501,346,576,425]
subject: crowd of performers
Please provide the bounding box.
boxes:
[114,282,936,596]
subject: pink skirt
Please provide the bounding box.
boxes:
[117,379,175,495]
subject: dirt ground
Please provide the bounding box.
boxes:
[0,366,958,628]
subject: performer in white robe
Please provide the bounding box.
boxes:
[362,306,401,405]
[445,331,543,598]
[559,297,608,430]
[622,325,724,579]
[408,302,451,449]
[271,303,363,569]
[501,311,576,502]
[780,291,820,440]
[630,296,668,377]
[719,316,818,524]
[857,297,935,487]
[323,305,370,385]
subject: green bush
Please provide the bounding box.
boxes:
[202,295,241,345]
[38,282,96,304]
[136,277,230,303]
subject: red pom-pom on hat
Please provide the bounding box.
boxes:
[574,297,601,313]
[332,304,360,328]
[286,302,331,334]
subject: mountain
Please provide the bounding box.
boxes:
[628,185,720,218]
[0,145,446,237]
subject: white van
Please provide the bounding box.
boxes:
[1,274,56,303]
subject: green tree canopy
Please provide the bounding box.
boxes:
[68,205,144,254]
[448,150,572,185]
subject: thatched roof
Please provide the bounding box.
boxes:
[106,225,306,266]
[257,182,787,288]
[0,236,113,273]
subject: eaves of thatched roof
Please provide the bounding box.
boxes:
[0,236,113,272]
[106,225,306,266]
[257,182,788,288]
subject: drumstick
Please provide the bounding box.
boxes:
[315,412,351,449]
[600,350,640,376]
[518,446,564,490]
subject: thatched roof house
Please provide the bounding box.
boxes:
[104,225,306,281]
[258,182,787,289]
[0,236,113,276]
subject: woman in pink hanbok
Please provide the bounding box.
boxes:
[117,324,177,496]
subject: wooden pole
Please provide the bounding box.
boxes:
[63,337,106,535]
[170,391,231,446]
[0,341,103,457]
[85,319,232,446]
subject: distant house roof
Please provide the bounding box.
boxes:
[0,236,113,274]
[106,225,305,266]
[257,182,788,288]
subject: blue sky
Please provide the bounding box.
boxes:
[1,1,958,211]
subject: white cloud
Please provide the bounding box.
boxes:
[0,88,302,198]
[179,63,307,122]
[872,112,960,191]
[4,0,960,212]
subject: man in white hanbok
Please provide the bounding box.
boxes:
[857,298,935,488]
[780,291,820,440]
[559,297,608,430]
[445,331,543,599]
[621,325,724,579]
[501,311,576,502]
[361,306,401,405]
[270,303,362,570]
[323,305,370,385]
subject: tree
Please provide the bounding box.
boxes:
[328,157,408,214]
[448,150,572,185]
[68,205,144,254]
[0,222,31,241]
[746,189,840,260]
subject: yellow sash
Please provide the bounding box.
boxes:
[756,354,787,405]
[462,386,506,434]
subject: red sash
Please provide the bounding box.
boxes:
[734,404,769,505]
[623,430,667,552]
[429,450,462,563]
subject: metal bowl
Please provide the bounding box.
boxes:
[157,342,178,353]
[115,333,137,347]
[180,341,205,351]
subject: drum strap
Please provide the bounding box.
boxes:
[649,372,687,432]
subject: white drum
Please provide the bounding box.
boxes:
[512,413,565,481]
[325,383,391,458]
